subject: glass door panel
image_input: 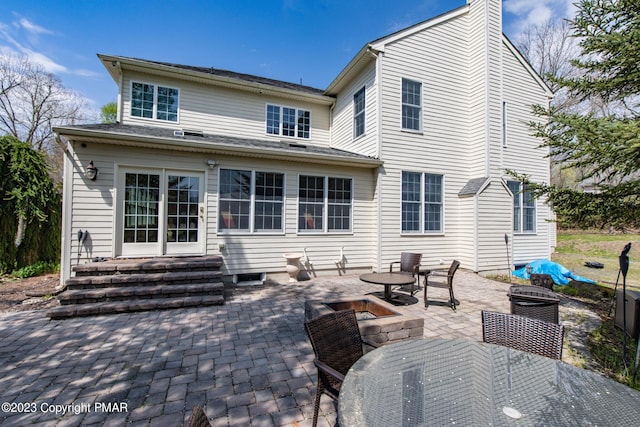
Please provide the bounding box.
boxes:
[165,172,204,254]
[121,171,162,256]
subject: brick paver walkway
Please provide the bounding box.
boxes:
[0,272,585,426]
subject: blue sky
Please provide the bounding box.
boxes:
[0,0,576,119]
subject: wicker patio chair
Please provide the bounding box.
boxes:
[389,252,422,296]
[530,273,554,290]
[508,285,560,324]
[186,405,211,427]
[304,309,379,427]
[424,260,460,310]
[481,310,565,360]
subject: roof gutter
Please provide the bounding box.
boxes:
[54,126,383,169]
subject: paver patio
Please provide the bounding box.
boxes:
[0,271,592,426]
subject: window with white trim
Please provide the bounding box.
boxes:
[402,78,421,131]
[266,104,311,139]
[354,87,365,138]
[299,176,352,232]
[401,172,443,233]
[219,169,284,232]
[507,181,536,233]
[502,101,508,147]
[131,82,179,122]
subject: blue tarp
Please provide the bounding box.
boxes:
[512,259,596,285]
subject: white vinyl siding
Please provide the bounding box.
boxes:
[121,72,331,146]
[329,64,378,157]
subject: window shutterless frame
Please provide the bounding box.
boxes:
[130,80,180,122]
[401,78,422,132]
[507,180,536,233]
[298,175,353,233]
[265,104,311,139]
[353,87,366,139]
[217,168,285,234]
[401,171,444,234]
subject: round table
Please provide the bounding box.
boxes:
[339,338,640,426]
[360,272,417,304]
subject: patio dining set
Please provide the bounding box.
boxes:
[298,254,640,427]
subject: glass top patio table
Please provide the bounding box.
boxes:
[339,338,640,426]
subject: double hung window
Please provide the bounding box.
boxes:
[266,104,311,139]
[131,82,179,122]
[299,176,352,232]
[507,181,536,233]
[219,169,284,232]
[353,87,366,138]
[401,172,443,233]
[402,78,422,131]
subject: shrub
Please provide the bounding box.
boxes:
[12,261,59,279]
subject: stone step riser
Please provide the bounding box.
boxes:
[49,255,226,319]
[72,256,223,277]
[66,271,223,290]
[59,283,224,305]
[48,295,225,320]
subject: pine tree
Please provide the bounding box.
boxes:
[524,0,640,230]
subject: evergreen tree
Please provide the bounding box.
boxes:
[523,0,640,230]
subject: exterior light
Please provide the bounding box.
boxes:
[85,161,98,180]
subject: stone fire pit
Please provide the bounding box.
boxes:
[304,296,424,345]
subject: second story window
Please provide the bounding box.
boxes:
[402,78,421,131]
[131,82,179,122]
[266,104,311,139]
[354,87,366,138]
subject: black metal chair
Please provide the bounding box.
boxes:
[481,310,565,360]
[389,252,422,296]
[304,309,378,427]
[530,273,554,290]
[186,405,211,427]
[424,260,460,310]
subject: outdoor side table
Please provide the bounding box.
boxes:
[338,338,640,426]
[508,285,560,324]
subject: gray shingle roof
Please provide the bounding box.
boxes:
[56,123,380,166]
[124,56,327,96]
[458,177,490,196]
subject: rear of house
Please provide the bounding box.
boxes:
[55,0,554,284]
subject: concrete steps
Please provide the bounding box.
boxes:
[47,256,225,319]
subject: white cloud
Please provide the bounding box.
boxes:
[503,0,576,37]
[18,17,55,36]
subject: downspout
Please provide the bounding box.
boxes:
[371,47,384,272]
[55,134,73,288]
[474,194,479,272]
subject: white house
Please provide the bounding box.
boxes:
[54,0,554,284]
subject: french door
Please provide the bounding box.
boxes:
[119,168,204,256]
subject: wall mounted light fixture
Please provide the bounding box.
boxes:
[85,160,98,180]
[206,159,218,169]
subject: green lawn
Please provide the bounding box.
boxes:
[552,231,640,291]
[551,231,639,390]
